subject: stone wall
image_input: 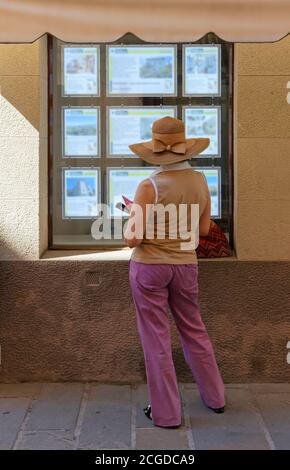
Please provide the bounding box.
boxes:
[234,37,290,259]
[0,36,290,384]
[0,36,48,259]
[0,259,289,383]
[1,35,290,259]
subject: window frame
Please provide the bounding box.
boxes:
[47,32,234,249]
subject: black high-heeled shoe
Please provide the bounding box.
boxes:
[207,405,225,414]
[143,404,152,420]
[143,404,181,428]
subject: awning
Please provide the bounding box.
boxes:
[0,0,290,44]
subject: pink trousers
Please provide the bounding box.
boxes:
[129,259,225,427]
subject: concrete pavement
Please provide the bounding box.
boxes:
[0,383,289,450]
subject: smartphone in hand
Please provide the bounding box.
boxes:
[115,202,130,214]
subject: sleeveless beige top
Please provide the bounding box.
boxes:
[131,161,210,264]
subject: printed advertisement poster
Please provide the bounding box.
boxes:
[108,107,176,156]
[108,168,155,216]
[108,46,176,95]
[63,47,99,95]
[184,107,220,156]
[197,168,220,218]
[184,46,220,96]
[63,108,99,157]
[63,169,99,218]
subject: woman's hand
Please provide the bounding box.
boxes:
[126,203,133,213]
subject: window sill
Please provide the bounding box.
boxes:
[41,248,237,262]
[41,247,132,261]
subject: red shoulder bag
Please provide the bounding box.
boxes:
[196,220,231,258]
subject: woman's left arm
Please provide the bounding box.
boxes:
[124,179,155,248]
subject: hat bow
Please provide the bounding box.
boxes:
[152,139,187,155]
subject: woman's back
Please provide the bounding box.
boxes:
[131,167,209,264]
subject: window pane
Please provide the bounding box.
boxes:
[63,107,100,157]
[62,46,99,96]
[183,106,221,157]
[107,45,177,96]
[51,35,232,248]
[183,45,221,96]
[63,168,100,218]
[107,106,176,156]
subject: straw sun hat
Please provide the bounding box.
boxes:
[129,115,210,165]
